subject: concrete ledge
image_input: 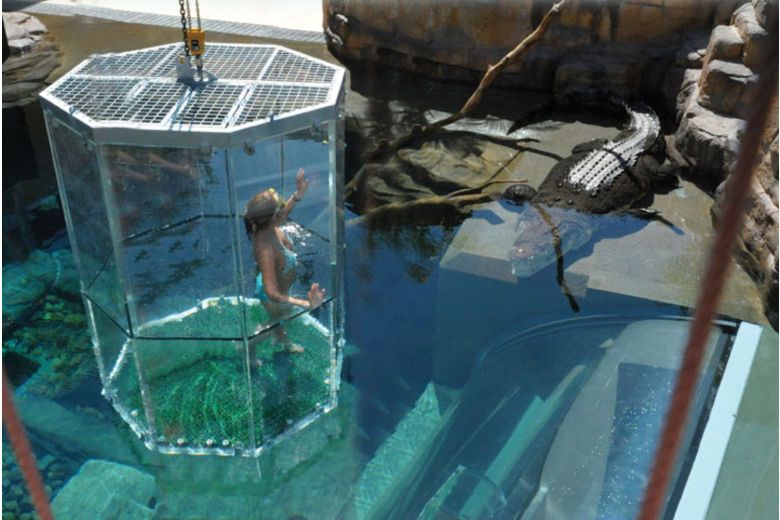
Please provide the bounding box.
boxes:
[4,1,325,43]
[673,322,762,520]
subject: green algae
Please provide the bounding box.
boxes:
[3,294,94,397]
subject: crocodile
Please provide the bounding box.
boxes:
[504,102,677,279]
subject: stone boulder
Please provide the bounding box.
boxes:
[2,12,48,55]
[673,97,743,183]
[3,12,47,37]
[732,2,773,70]
[703,25,744,64]
[51,460,155,520]
[2,250,56,324]
[698,59,758,117]
[2,12,60,108]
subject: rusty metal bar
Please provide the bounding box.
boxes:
[2,370,55,520]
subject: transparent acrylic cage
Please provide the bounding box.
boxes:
[40,43,346,456]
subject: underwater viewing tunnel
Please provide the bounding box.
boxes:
[39,43,346,456]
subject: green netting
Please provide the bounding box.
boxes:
[141,297,269,339]
[120,300,332,449]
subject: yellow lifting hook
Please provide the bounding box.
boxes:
[187,28,206,56]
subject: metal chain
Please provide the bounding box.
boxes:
[195,0,202,30]
[178,0,189,55]
[185,0,192,31]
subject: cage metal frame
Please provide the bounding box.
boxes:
[40,43,345,148]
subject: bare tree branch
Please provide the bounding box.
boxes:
[346,0,568,197]
[351,179,526,225]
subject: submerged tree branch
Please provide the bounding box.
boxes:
[345,0,568,197]
[349,179,527,226]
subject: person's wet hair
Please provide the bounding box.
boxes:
[244,189,283,236]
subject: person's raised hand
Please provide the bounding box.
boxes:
[295,168,309,198]
[307,282,325,308]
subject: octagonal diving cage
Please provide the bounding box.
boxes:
[39,43,346,456]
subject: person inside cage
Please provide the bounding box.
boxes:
[244,167,325,362]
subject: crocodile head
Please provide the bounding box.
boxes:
[509,205,595,278]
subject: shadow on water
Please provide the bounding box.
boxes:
[343,66,554,188]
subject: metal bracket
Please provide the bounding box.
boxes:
[176,54,218,88]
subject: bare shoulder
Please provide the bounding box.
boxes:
[252,237,275,262]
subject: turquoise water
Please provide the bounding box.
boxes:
[2,204,740,519]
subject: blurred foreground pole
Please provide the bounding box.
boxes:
[2,369,55,520]
[637,37,778,520]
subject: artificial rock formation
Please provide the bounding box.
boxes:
[324,0,741,96]
[51,460,156,520]
[2,12,61,108]
[670,1,775,179]
[671,0,778,328]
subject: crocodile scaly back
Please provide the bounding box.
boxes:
[566,103,661,194]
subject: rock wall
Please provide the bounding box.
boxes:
[3,11,61,222]
[324,0,741,95]
[717,108,779,328]
[670,0,778,328]
[2,12,60,108]
[668,1,775,179]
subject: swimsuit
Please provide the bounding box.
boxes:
[255,244,297,302]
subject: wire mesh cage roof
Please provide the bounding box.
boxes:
[40,43,344,145]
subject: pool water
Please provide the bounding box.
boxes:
[1,14,769,520]
[0,203,746,520]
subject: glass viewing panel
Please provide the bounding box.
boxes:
[40,42,345,456]
[101,144,245,337]
[378,316,732,520]
[48,119,128,332]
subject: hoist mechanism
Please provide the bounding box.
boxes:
[176,0,216,87]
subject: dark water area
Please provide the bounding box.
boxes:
[345,217,454,456]
[3,107,39,188]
